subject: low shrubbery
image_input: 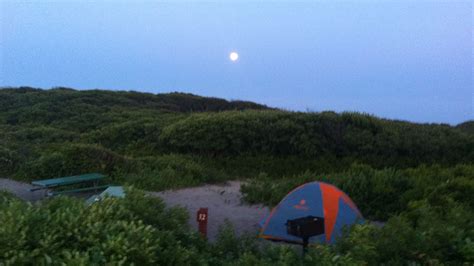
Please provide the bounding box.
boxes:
[0,188,204,265]
[0,146,18,176]
[159,110,474,167]
[15,144,137,180]
[118,154,228,191]
[333,199,474,264]
[241,164,474,221]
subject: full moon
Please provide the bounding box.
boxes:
[229,52,239,61]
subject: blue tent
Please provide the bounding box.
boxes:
[259,181,363,244]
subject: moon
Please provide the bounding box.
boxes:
[229,52,239,62]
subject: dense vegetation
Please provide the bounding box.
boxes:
[1,87,472,182]
[1,87,473,264]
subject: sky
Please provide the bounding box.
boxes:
[1,1,472,124]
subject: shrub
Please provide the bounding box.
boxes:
[241,164,474,221]
[0,147,18,175]
[120,154,228,191]
[17,144,136,180]
[0,187,204,265]
[333,200,474,265]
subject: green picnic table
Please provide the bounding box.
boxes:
[30,173,108,196]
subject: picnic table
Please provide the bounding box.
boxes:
[30,173,108,196]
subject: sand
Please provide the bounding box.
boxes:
[150,181,270,241]
[0,178,46,201]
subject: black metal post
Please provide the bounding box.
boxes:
[302,237,308,256]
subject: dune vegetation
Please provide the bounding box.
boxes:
[1,87,473,264]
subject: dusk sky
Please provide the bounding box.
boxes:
[1,1,472,124]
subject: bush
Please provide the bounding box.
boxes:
[211,221,259,261]
[0,187,205,265]
[16,144,136,180]
[0,146,18,175]
[333,200,474,265]
[241,164,474,221]
[120,154,228,191]
[160,110,474,167]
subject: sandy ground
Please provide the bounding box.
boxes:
[0,178,47,201]
[151,181,270,241]
[0,178,270,241]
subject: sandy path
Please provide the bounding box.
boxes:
[151,181,270,241]
[0,178,46,201]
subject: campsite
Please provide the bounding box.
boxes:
[1,1,473,265]
[0,88,473,265]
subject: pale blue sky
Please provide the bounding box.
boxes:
[1,1,472,124]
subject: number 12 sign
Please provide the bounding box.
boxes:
[197,208,208,238]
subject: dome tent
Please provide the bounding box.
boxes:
[259,181,363,244]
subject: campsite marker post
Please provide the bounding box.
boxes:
[197,208,208,239]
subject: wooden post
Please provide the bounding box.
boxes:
[197,208,208,239]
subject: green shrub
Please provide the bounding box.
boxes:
[159,110,474,166]
[16,144,136,180]
[333,199,474,265]
[242,164,474,221]
[0,147,18,175]
[0,190,20,205]
[119,154,228,191]
[0,187,205,265]
[211,221,260,261]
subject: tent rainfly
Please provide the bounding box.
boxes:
[259,181,363,245]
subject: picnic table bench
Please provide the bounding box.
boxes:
[30,173,108,196]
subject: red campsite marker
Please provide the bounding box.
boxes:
[197,208,208,239]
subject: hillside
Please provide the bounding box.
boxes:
[0,87,268,127]
[1,87,473,179]
[457,121,474,134]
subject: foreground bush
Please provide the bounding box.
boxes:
[0,188,205,265]
[335,200,474,265]
[1,186,472,265]
[0,188,352,265]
